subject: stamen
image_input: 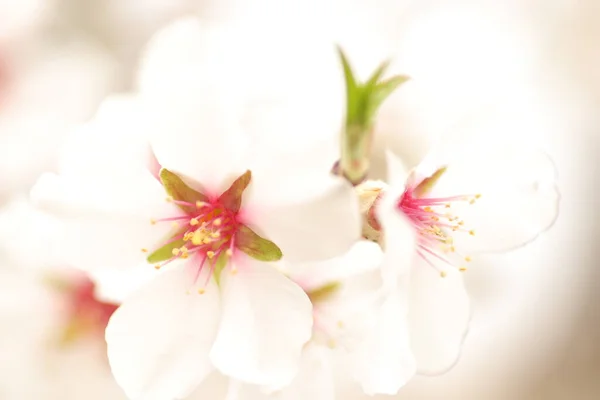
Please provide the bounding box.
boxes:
[397,183,481,277]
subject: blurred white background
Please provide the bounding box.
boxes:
[0,0,599,399]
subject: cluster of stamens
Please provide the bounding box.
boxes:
[398,189,481,277]
[145,197,239,292]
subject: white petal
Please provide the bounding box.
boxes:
[285,241,384,291]
[407,262,471,375]
[106,263,220,400]
[90,263,157,304]
[225,345,335,400]
[31,172,180,270]
[139,19,248,194]
[210,257,312,387]
[352,290,416,395]
[250,176,361,263]
[58,94,153,181]
[376,181,416,290]
[424,138,560,253]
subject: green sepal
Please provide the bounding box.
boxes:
[414,167,447,198]
[147,234,187,264]
[160,168,209,214]
[212,250,230,287]
[306,282,341,304]
[235,224,282,262]
[218,170,252,213]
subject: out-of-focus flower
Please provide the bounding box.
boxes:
[0,37,117,202]
[31,18,361,400]
[0,267,125,400]
[0,0,53,42]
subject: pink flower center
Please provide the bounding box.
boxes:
[50,272,119,344]
[148,198,240,291]
[397,185,481,277]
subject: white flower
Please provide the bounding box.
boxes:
[371,127,560,381]
[31,19,361,399]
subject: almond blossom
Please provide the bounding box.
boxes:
[367,130,560,380]
[31,18,360,400]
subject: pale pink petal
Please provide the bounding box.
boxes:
[106,263,220,400]
[249,176,361,263]
[210,257,312,388]
[407,262,471,375]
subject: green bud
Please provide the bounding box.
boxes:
[337,46,409,185]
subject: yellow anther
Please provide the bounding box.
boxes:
[469,230,476,236]
[150,219,157,225]
[475,194,482,199]
[465,256,472,262]
[206,251,215,259]
[181,253,189,259]
[327,339,337,349]
[154,264,161,270]
[459,267,468,272]
[440,270,448,278]
[172,248,180,256]
[431,216,440,222]
[231,268,238,275]
[445,204,451,208]
[141,248,148,253]
[211,231,221,238]
[213,218,222,226]
[451,246,456,252]
[458,221,464,226]
[190,218,199,226]
[469,199,476,205]
[166,196,173,202]
[196,201,208,208]
[192,230,207,246]
[424,206,433,212]
[452,226,459,231]
[445,237,454,244]
[226,249,233,256]
[171,222,179,228]
[198,288,205,295]
[337,321,345,329]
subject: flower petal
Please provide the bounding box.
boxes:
[285,240,384,291]
[225,345,335,400]
[376,180,416,289]
[250,176,361,263]
[106,263,220,400]
[352,289,416,395]
[210,256,312,388]
[423,137,560,253]
[407,262,471,375]
[31,172,180,270]
[139,19,249,194]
